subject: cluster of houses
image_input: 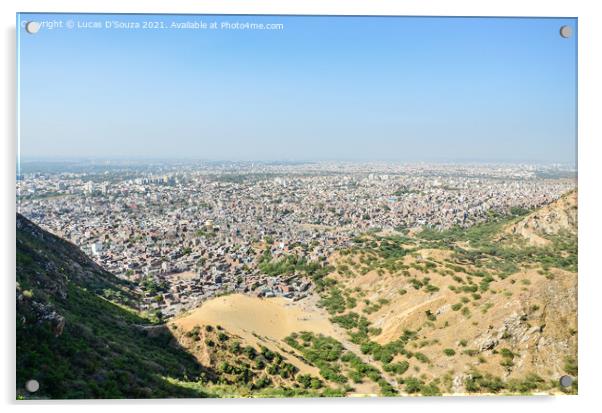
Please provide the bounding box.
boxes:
[17,161,575,318]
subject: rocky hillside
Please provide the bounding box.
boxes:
[16,214,213,399]
[504,190,577,246]
[315,192,577,395]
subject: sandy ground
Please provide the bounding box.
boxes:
[172,293,383,394]
[173,293,340,377]
[175,293,338,340]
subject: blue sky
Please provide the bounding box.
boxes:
[18,14,577,164]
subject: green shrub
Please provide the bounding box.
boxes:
[414,352,429,363]
[564,356,578,376]
[383,361,409,375]
[421,382,441,396]
[404,377,423,393]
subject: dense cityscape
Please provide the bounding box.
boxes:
[17,160,575,318]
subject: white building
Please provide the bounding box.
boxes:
[90,242,103,256]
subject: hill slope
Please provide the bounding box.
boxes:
[504,190,577,246]
[316,191,577,394]
[16,213,213,399]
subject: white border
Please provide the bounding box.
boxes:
[2,1,600,413]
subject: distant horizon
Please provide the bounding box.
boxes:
[18,155,576,164]
[17,156,578,173]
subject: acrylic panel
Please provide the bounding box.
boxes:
[16,13,577,399]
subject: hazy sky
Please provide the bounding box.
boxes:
[18,14,577,164]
